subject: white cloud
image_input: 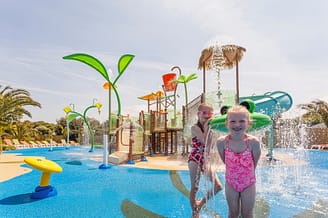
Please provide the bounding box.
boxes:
[0,0,327,123]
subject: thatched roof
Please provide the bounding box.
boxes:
[198,44,246,70]
[197,46,214,70]
[221,44,246,69]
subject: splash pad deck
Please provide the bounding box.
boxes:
[1,146,327,217]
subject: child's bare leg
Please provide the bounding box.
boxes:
[240,184,256,218]
[188,161,201,216]
[225,182,240,218]
[199,172,222,208]
[213,174,223,194]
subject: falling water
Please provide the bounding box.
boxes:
[82,122,90,145]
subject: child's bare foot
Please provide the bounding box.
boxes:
[191,210,200,218]
[191,201,202,218]
[192,206,200,218]
[199,197,206,209]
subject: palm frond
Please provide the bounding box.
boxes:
[298,99,328,127]
[186,73,198,82]
[198,47,214,70]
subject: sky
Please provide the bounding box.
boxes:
[1,0,327,123]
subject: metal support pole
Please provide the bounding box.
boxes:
[99,134,111,169]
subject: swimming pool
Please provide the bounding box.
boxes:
[1,147,327,217]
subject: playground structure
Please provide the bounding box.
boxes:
[106,67,186,164]
[63,47,294,164]
[138,68,184,156]
[104,77,293,164]
[104,115,143,164]
[135,65,293,160]
[71,88,293,165]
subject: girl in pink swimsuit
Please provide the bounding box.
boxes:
[225,135,256,192]
[188,103,222,218]
[217,105,261,218]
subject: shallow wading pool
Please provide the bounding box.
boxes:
[1,147,327,217]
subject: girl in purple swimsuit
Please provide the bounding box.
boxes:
[217,105,261,218]
[188,103,222,218]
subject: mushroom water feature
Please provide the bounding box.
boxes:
[24,157,62,199]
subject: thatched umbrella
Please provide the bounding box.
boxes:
[221,45,246,103]
[198,46,214,95]
[198,44,246,104]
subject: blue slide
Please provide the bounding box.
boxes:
[239,91,293,118]
[239,91,292,161]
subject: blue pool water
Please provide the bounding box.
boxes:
[1,147,327,217]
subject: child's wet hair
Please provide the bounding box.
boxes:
[226,105,251,122]
[198,102,213,111]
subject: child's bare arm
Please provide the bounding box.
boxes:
[191,125,205,144]
[216,136,226,163]
[251,138,261,168]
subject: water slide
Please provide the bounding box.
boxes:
[239,91,292,160]
[210,91,293,132]
[239,91,293,118]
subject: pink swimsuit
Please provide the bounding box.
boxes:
[225,135,256,192]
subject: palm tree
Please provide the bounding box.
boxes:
[0,85,41,138]
[173,73,198,116]
[57,117,83,143]
[6,120,33,141]
[298,99,328,127]
[32,121,56,141]
[0,85,41,122]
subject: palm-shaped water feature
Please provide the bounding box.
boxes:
[64,99,102,152]
[63,53,134,143]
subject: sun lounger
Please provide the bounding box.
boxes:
[60,139,69,146]
[49,140,59,146]
[2,138,24,149]
[310,144,328,150]
[69,140,79,146]
[36,140,46,147]
[42,140,50,146]
[29,141,40,148]
[310,144,321,149]
[321,145,328,150]
[20,140,32,148]
[12,139,27,149]
[3,138,13,146]
[3,138,18,149]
